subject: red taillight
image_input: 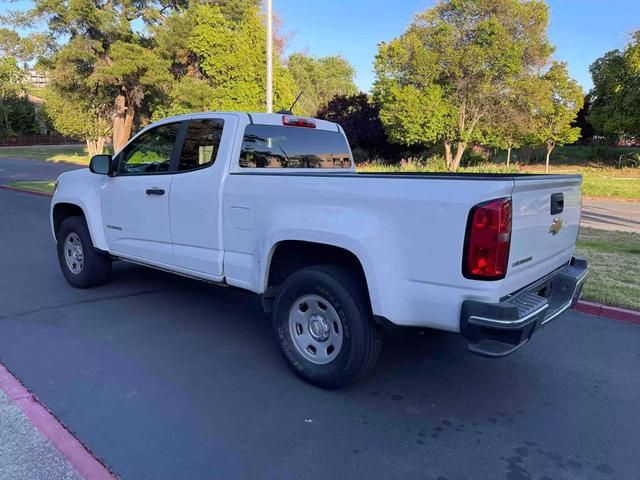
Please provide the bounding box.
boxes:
[282,115,316,128]
[463,197,512,280]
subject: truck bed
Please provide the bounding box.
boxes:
[231,171,582,181]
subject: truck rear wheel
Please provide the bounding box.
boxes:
[273,265,382,389]
[57,216,111,288]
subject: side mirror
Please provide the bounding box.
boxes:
[89,154,112,175]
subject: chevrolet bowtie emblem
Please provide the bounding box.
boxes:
[549,217,564,235]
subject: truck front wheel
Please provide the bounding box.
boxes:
[57,216,111,288]
[273,265,382,389]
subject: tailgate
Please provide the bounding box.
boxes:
[505,175,583,291]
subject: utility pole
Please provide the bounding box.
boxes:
[266,0,273,113]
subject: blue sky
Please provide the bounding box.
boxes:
[277,0,640,92]
[3,1,640,93]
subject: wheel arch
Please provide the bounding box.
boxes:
[262,237,379,314]
[52,202,85,239]
[51,200,108,251]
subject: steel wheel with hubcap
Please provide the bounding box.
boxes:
[289,294,343,365]
[63,232,84,274]
[56,216,111,289]
[274,265,382,389]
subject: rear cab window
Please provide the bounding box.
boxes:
[178,119,224,172]
[239,124,352,169]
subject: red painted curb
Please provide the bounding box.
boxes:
[0,364,116,480]
[575,300,640,325]
[0,184,54,197]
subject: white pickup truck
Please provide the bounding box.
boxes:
[51,112,588,388]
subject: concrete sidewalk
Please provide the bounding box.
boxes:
[0,389,82,480]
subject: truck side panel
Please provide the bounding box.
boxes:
[222,173,515,332]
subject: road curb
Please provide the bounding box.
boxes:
[0,363,117,480]
[0,184,54,197]
[575,300,640,325]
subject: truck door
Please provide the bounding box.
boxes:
[169,114,238,278]
[101,121,182,265]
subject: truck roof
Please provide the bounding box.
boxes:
[158,112,342,133]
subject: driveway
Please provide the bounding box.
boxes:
[0,188,639,480]
[582,198,640,233]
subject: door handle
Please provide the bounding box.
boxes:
[146,188,165,196]
[550,192,564,215]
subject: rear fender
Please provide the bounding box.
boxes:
[261,230,380,314]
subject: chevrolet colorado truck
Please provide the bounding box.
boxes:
[51,112,588,388]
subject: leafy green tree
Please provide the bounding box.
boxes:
[91,40,172,149]
[317,93,401,161]
[42,88,113,155]
[4,97,39,136]
[0,28,23,58]
[0,57,29,135]
[572,94,594,143]
[373,0,553,170]
[484,77,542,165]
[589,32,640,140]
[287,53,358,116]
[3,0,176,151]
[531,62,583,173]
[153,2,296,117]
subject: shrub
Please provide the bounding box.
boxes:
[357,155,519,174]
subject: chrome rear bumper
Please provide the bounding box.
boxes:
[460,257,588,357]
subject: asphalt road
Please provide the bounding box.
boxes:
[581,199,640,233]
[1,189,639,480]
[0,157,82,184]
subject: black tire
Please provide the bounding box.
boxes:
[273,265,382,389]
[56,216,111,288]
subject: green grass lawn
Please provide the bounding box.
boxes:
[576,228,640,311]
[518,165,640,200]
[357,162,640,200]
[6,180,57,194]
[0,145,92,165]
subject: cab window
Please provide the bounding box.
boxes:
[118,123,181,175]
[239,125,352,169]
[178,119,224,172]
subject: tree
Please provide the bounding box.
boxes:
[589,32,640,140]
[91,40,172,150]
[152,2,296,118]
[3,0,176,151]
[42,88,112,155]
[484,77,542,165]
[0,57,26,134]
[287,53,358,116]
[373,0,553,170]
[316,93,397,161]
[531,62,583,173]
[572,94,594,143]
[484,119,527,166]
